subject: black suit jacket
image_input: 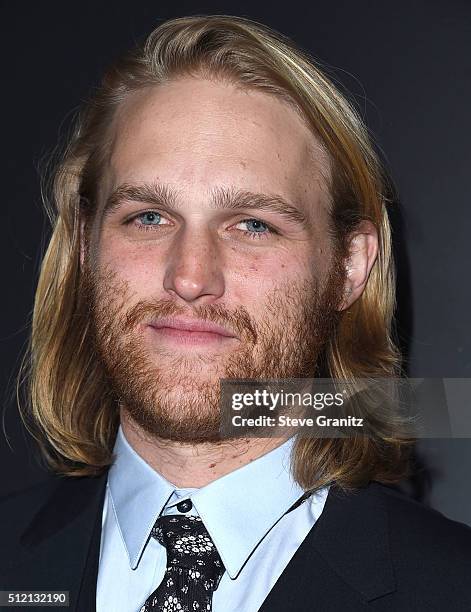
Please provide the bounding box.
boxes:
[1,472,471,612]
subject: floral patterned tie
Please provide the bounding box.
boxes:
[140,514,226,612]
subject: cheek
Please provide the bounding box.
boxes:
[225,247,317,305]
[312,244,334,283]
[277,246,326,278]
[96,235,166,292]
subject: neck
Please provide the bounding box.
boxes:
[120,409,288,488]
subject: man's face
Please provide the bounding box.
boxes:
[84,77,345,442]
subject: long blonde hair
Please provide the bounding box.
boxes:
[17,15,413,489]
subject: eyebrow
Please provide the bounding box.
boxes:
[103,182,310,228]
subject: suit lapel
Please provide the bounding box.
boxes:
[0,472,108,612]
[258,482,397,611]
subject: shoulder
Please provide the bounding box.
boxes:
[0,478,60,530]
[368,481,471,571]
[0,473,107,553]
[0,477,63,570]
[370,481,471,539]
[316,481,471,607]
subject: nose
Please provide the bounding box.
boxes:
[163,226,225,304]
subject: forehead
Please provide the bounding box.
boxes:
[106,77,330,212]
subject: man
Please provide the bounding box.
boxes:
[1,14,470,612]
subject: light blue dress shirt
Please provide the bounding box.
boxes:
[96,426,330,612]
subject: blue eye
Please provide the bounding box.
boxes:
[242,219,269,233]
[138,211,161,225]
[233,218,274,240]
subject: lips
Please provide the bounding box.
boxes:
[148,317,236,338]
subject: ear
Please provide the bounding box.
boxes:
[337,219,378,311]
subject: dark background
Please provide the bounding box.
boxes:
[1,1,470,524]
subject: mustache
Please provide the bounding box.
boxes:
[121,299,258,344]
[80,264,258,343]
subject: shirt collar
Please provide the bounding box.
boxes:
[108,425,308,577]
[190,436,306,578]
[108,426,176,569]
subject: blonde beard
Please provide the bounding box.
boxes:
[83,260,344,442]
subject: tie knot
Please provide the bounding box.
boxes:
[152,514,225,589]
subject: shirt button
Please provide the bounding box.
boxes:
[176,499,193,513]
